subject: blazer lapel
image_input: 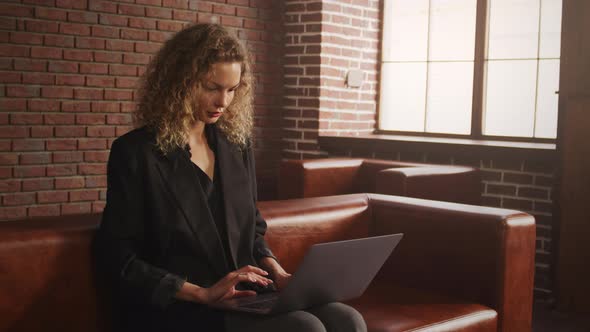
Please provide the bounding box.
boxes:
[214,127,250,270]
[154,146,229,277]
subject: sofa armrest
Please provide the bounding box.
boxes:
[259,194,373,273]
[367,193,535,332]
[375,166,481,204]
[278,158,363,199]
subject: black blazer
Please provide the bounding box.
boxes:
[95,125,274,331]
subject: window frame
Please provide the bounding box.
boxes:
[376,0,560,144]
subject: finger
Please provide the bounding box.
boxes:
[208,285,233,303]
[213,273,250,296]
[231,272,257,285]
[237,265,269,276]
[241,272,274,285]
[239,265,269,277]
[252,274,274,285]
[227,270,256,282]
[232,290,256,298]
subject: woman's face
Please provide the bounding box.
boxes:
[195,61,242,124]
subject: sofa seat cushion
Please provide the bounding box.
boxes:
[345,282,497,332]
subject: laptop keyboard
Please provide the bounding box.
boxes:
[239,298,278,310]
[234,293,279,310]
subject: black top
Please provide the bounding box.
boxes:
[187,148,234,271]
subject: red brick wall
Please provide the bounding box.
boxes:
[0,0,284,219]
[282,0,380,159]
[481,157,554,300]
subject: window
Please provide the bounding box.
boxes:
[379,0,562,141]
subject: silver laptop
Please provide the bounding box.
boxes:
[214,233,403,315]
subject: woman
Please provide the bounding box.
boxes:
[95,23,367,332]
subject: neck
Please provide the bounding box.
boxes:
[188,122,207,145]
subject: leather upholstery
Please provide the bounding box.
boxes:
[375,165,481,205]
[347,283,498,332]
[0,193,534,332]
[0,214,109,332]
[278,158,363,198]
[366,194,535,332]
[258,194,372,273]
[278,158,481,205]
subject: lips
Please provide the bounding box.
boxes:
[207,111,223,118]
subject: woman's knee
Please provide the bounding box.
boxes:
[308,302,367,332]
[225,310,326,332]
[285,311,327,332]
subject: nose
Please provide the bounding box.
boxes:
[215,91,231,108]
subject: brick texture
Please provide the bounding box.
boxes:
[0,0,284,218]
[479,159,555,302]
[282,0,380,159]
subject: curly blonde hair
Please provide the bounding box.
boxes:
[135,23,254,154]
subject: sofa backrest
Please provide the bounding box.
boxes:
[258,194,372,273]
[0,213,109,332]
[278,158,430,199]
[354,159,423,193]
[278,158,481,205]
[278,158,363,199]
[374,165,481,205]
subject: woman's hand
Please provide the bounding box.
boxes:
[195,265,273,304]
[259,257,292,291]
[272,270,292,291]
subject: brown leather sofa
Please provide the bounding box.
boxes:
[279,158,481,205]
[0,193,534,332]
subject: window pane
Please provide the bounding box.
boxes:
[383,0,429,61]
[535,59,560,138]
[379,63,427,132]
[429,0,477,61]
[487,0,540,59]
[483,60,537,137]
[539,0,562,58]
[426,62,474,134]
